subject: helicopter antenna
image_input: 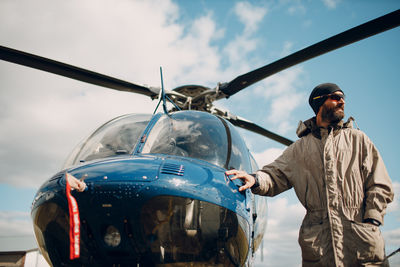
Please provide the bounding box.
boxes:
[153,67,180,115]
[160,67,168,115]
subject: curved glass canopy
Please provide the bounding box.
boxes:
[64,114,152,167]
[142,111,228,168]
[64,111,251,172]
[142,111,251,171]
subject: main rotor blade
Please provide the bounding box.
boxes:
[227,116,293,146]
[221,9,400,97]
[0,45,158,98]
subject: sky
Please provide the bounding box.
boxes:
[0,0,399,266]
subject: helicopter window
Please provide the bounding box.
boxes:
[142,111,228,168]
[64,114,152,167]
[141,111,252,171]
[226,123,252,173]
[249,153,259,173]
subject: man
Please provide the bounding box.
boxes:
[226,83,394,266]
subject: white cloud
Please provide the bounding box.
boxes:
[383,226,400,266]
[223,35,258,67]
[0,211,32,235]
[280,41,294,57]
[287,3,306,15]
[234,2,267,34]
[0,211,36,251]
[269,93,303,123]
[384,227,400,248]
[253,148,284,167]
[322,0,341,9]
[387,182,400,220]
[303,19,312,28]
[384,181,400,264]
[255,67,304,98]
[172,13,224,85]
[278,0,306,15]
[254,196,305,266]
[254,67,307,134]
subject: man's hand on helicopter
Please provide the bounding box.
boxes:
[66,172,87,192]
[225,169,255,192]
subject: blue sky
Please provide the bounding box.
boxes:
[0,0,399,266]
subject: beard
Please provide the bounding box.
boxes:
[320,103,345,124]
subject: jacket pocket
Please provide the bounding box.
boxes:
[349,221,385,262]
[298,222,326,262]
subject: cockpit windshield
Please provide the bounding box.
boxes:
[63,114,151,168]
[142,111,252,171]
[63,111,252,172]
[142,111,228,168]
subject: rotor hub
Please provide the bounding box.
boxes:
[169,85,218,111]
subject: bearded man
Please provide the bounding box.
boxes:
[226,83,394,266]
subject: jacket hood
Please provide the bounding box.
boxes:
[296,117,354,138]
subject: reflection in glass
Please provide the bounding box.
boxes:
[141,196,249,266]
[103,225,122,247]
[227,123,252,173]
[64,114,151,167]
[142,111,229,168]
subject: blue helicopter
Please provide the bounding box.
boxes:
[0,10,399,267]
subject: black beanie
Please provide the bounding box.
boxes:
[309,83,343,114]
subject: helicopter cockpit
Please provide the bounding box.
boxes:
[142,111,252,172]
[65,111,252,173]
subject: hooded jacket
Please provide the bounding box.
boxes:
[252,117,394,266]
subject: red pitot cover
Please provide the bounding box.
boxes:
[66,176,80,259]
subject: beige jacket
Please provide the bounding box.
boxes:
[253,117,394,266]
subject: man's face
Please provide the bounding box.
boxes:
[319,91,345,124]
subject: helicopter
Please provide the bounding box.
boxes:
[0,8,399,267]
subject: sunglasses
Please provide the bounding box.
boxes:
[313,93,345,102]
